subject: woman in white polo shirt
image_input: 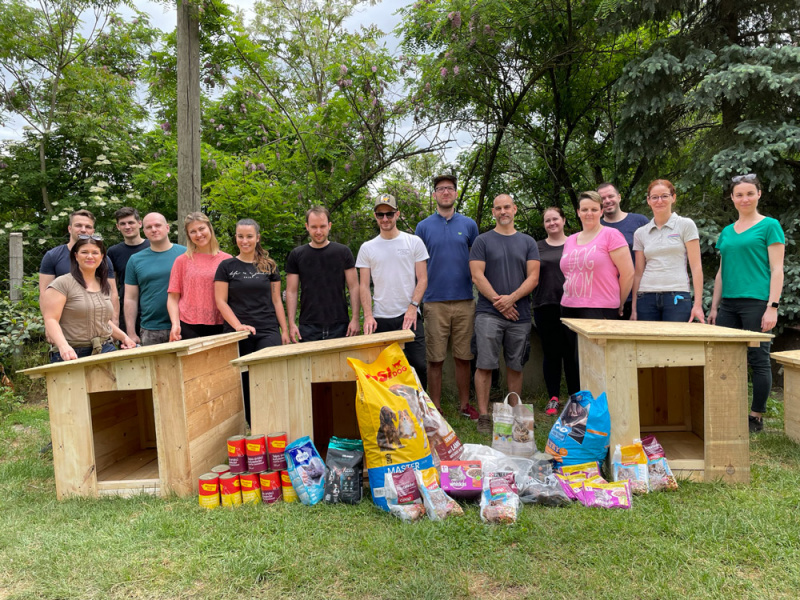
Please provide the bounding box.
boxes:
[631,179,705,322]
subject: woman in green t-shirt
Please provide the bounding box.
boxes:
[708,174,785,433]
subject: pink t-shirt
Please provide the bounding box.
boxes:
[168,251,232,325]
[560,227,627,309]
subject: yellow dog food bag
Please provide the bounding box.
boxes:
[348,343,434,511]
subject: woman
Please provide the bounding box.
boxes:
[560,191,634,371]
[215,219,289,423]
[708,174,784,433]
[41,236,136,362]
[631,179,705,323]
[532,207,579,416]
[168,213,232,341]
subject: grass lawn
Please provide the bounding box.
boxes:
[1,391,799,600]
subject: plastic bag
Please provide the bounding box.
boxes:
[611,441,650,495]
[384,467,426,522]
[415,468,463,521]
[518,474,571,507]
[284,436,326,506]
[492,392,536,458]
[641,435,678,491]
[461,443,533,489]
[480,475,520,523]
[546,390,610,466]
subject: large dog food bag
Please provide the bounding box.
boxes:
[348,343,435,511]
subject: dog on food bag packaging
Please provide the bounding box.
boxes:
[348,343,434,511]
[546,390,611,466]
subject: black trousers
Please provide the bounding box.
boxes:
[533,304,580,398]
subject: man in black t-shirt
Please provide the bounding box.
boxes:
[107,207,150,335]
[285,206,361,342]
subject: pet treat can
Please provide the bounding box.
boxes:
[268,432,288,471]
[280,470,297,503]
[227,435,247,474]
[239,472,262,504]
[198,473,220,509]
[219,472,242,507]
[211,464,230,476]
[246,434,268,473]
[259,471,282,504]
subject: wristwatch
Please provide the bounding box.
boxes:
[410,300,420,308]
[771,301,780,308]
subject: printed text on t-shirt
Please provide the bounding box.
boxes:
[563,246,596,299]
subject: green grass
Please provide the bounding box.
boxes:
[1,391,799,600]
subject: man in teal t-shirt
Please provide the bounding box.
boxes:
[124,213,187,346]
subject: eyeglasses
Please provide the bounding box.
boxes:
[648,194,673,202]
[732,173,757,184]
[77,234,103,241]
[374,211,397,219]
[435,186,456,192]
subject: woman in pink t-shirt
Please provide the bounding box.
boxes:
[167,212,232,341]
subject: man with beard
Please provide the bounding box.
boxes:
[469,194,540,434]
[415,173,479,415]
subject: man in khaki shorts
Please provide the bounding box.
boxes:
[415,174,480,416]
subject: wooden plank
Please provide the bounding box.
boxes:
[181,343,240,382]
[636,342,706,368]
[562,318,772,345]
[604,340,640,450]
[640,424,691,433]
[189,411,245,488]
[151,354,193,497]
[98,448,159,481]
[138,391,157,449]
[783,366,800,443]
[186,388,244,442]
[666,367,689,426]
[652,368,668,426]
[97,479,160,497]
[89,393,138,433]
[47,368,98,499]
[688,366,704,438]
[113,359,152,391]
[310,347,386,383]
[657,431,704,460]
[85,365,118,393]
[637,369,655,428]
[249,361,291,439]
[183,366,242,413]
[577,336,606,397]
[93,416,142,473]
[703,342,749,483]
[771,350,800,369]
[670,460,705,482]
[288,355,314,441]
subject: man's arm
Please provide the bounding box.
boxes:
[403,260,427,330]
[470,260,518,321]
[359,267,377,334]
[110,284,120,327]
[285,273,301,343]
[123,284,141,344]
[39,273,55,299]
[493,260,539,314]
[344,267,361,336]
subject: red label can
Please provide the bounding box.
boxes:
[211,464,230,476]
[227,435,247,474]
[246,434,268,473]
[198,473,220,509]
[280,470,297,503]
[239,472,262,504]
[268,432,288,471]
[259,471,282,504]
[219,472,242,507]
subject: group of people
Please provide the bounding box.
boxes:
[38,172,784,434]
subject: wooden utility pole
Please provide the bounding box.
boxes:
[176,0,201,245]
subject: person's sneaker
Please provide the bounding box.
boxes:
[460,404,480,421]
[749,415,764,433]
[477,414,492,434]
[545,396,560,416]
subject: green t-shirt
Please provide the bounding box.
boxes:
[125,244,187,330]
[716,217,784,301]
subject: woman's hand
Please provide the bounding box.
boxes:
[120,336,137,349]
[761,306,778,332]
[236,324,256,335]
[689,304,706,323]
[280,330,291,345]
[58,344,78,362]
[169,323,182,342]
[707,307,718,325]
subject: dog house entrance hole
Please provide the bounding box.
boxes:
[311,381,360,458]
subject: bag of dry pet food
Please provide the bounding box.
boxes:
[415,468,464,521]
[384,467,426,522]
[408,370,463,464]
[641,434,678,491]
[611,441,650,495]
[546,390,610,466]
[492,392,536,458]
[480,475,520,524]
[285,436,326,506]
[582,479,632,509]
[348,344,435,511]
[323,443,364,505]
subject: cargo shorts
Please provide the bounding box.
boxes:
[423,299,475,362]
[474,312,531,372]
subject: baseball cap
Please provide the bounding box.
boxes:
[432,173,457,188]
[374,193,398,210]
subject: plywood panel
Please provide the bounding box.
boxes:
[189,412,245,487]
[703,343,749,483]
[249,361,290,439]
[151,354,192,496]
[181,343,240,382]
[637,369,654,428]
[47,369,97,499]
[93,416,142,473]
[98,448,159,481]
[784,367,800,443]
[666,366,689,426]
[636,342,706,368]
[288,355,314,441]
[604,340,639,450]
[186,388,244,442]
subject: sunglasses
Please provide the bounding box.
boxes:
[77,234,103,241]
[375,211,397,219]
[732,173,757,184]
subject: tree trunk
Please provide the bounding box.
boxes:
[177,0,202,245]
[38,136,53,214]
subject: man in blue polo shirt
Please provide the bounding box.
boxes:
[415,173,479,416]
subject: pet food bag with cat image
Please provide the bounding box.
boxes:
[492,392,536,458]
[348,343,435,511]
[546,390,610,466]
[414,467,464,521]
[611,441,650,495]
[285,436,327,505]
[641,434,678,492]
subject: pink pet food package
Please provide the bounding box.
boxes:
[438,460,482,499]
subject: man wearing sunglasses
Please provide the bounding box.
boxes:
[357,193,430,389]
[39,209,119,323]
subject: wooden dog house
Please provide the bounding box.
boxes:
[22,332,249,499]
[231,330,415,452]
[769,350,800,443]
[562,319,772,483]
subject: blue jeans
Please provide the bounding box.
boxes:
[636,292,692,322]
[50,342,116,363]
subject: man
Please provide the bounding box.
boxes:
[357,193,429,388]
[598,182,649,319]
[415,173,479,416]
[286,206,360,342]
[124,213,186,345]
[107,207,150,335]
[469,194,540,434]
[39,209,119,321]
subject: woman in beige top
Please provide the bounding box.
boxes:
[41,236,136,362]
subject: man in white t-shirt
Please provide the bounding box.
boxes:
[357,194,429,388]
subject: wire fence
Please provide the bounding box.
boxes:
[0,234,62,298]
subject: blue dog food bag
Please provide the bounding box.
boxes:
[285,436,326,505]
[546,390,610,467]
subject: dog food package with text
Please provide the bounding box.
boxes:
[284,436,326,506]
[438,460,482,500]
[546,390,610,466]
[324,446,364,505]
[348,344,435,511]
[641,435,678,491]
[611,441,650,494]
[384,467,426,522]
[492,392,536,458]
[480,476,520,524]
[414,467,464,520]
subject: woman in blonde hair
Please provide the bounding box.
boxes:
[167,212,232,341]
[215,219,289,422]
